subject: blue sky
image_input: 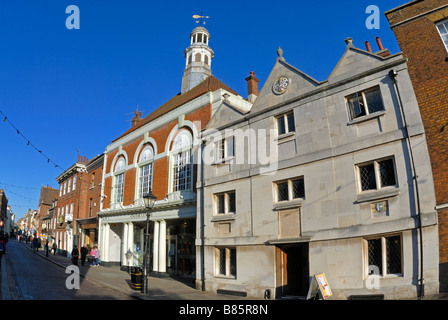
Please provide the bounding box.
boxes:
[0,0,409,219]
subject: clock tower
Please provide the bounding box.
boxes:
[181,26,214,94]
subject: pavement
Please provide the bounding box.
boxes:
[20,239,258,300]
[17,239,448,301]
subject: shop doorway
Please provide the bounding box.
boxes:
[277,243,309,297]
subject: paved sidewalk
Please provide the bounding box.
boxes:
[21,240,257,300]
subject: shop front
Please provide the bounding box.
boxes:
[77,217,98,248]
[99,210,196,279]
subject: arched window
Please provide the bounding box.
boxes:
[195,53,201,62]
[188,54,192,65]
[204,55,209,65]
[171,130,193,192]
[138,145,154,198]
[114,158,126,204]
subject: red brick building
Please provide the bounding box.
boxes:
[77,153,104,249]
[54,156,90,255]
[36,185,58,239]
[98,25,255,279]
[386,0,448,292]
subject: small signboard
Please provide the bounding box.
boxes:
[306,273,333,300]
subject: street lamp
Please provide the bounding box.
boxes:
[142,188,157,294]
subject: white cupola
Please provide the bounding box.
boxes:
[181,26,214,93]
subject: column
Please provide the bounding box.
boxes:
[153,221,159,272]
[128,222,134,266]
[104,223,110,262]
[158,220,166,273]
[122,223,128,265]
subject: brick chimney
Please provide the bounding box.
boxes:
[245,71,260,103]
[131,110,142,127]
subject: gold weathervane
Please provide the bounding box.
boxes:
[193,14,209,26]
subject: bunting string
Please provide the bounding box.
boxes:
[0,109,65,171]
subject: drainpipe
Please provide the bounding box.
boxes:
[199,138,206,291]
[389,69,424,298]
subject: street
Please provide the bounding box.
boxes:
[0,239,136,300]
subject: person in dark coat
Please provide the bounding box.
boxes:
[71,245,79,265]
[80,245,88,266]
[33,237,39,252]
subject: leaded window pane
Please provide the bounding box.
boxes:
[229,248,237,277]
[287,112,295,133]
[226,137,235,158]
[277,117,286,135]
[228,192,236,213]
[347,93,366,119]
[359,164,376,191]
[364,89,384,114]
[277,182,289,202]
[368,238,383,276]
[292,178,305,199]
[219,249,226,275]
[386,236,402,274]
[217,194,225,214]
[378,159,396,187]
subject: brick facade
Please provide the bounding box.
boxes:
[386,0,448,292]
[102,103,212,206]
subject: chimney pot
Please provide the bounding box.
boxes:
[131,110,142,128]
[365,41,372,53]
[376,37,384,51]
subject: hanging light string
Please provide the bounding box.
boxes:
[0,182,40,190]
[0,109,65,171]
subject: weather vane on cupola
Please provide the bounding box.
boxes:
[193,13,209,26]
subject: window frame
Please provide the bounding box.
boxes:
[364,234,403,278]
[346,86,385,122]
[137,145,155,199]
[214,137,235,163]
[356,157,398,194]
[436,19,448,52]
[172,149,192,192]
[276,111,296,136]
[274,177,305,203]
[215,247,237,278]
[170,130,193,193]
[214,191,236,215]
[112,157,126,205]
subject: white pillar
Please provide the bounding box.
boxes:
[104,223,110,261]
[158,220,166,273]
[122,223,128,265]
[128,222,134,266]
[153,221,159,272]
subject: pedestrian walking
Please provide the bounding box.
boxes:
[94,246,100,266]
[45,239,49,257]
[33,237,38,252]
[52,242,57,255]
[0,237,6,269]
[71,245,79,265]
[80,245,88,266]
[90,247,97,267]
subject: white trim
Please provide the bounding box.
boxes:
[106,92,219,152]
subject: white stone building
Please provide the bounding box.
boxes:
[196,39,439,299]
